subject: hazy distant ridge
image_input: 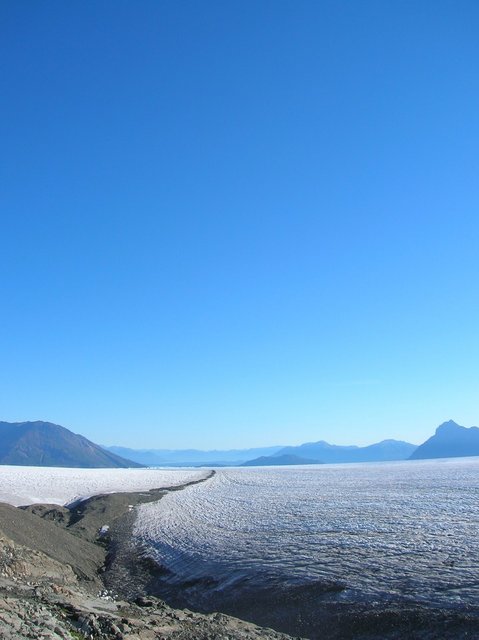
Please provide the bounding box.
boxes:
[275,439,417,464]
[108,422,479,467]
[241,454,321,467]
[105,445,284,467]
[106,439,417,466]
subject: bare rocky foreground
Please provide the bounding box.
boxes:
[0,481,293,640]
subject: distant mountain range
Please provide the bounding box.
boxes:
[2,419,479,469]
[106,438,417,467]
[105,438,417,466]
[241,454,320,467]
[105,421,479,467]
[273,438,417,465]
[105,445,284,467]
[0,421,142,468]
[410,420,479,460]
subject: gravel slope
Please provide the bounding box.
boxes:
[0,475,295,640]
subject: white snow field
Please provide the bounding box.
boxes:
[135,458,479,607]
[0,465,209,507]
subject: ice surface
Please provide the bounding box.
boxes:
[135,458,479,607]
[0,465,209,506]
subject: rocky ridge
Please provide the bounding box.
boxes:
[0,476,293,640]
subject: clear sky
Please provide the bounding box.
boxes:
[1,1,478,449]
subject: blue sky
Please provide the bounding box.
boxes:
[1,1,478,449]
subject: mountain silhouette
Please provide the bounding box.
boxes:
[410,420,479,460]
[0,421,142,468]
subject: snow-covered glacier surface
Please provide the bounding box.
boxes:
[0,465,209,506]
[135,459,479,607]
